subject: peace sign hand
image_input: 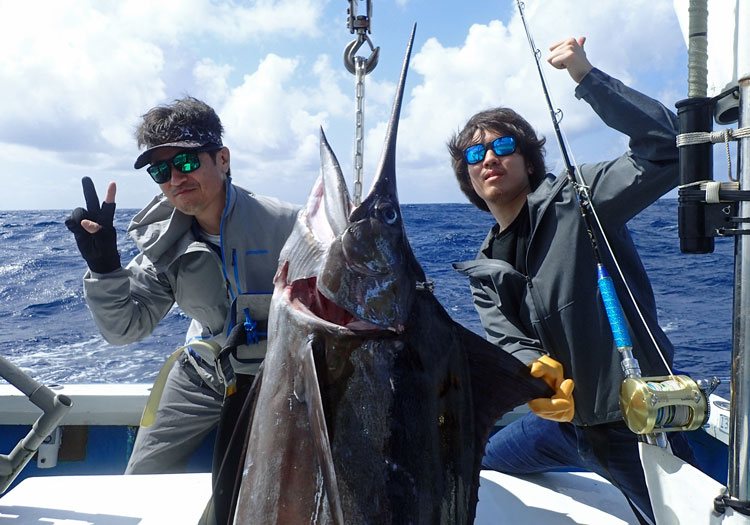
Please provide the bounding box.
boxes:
[65,177,122,274]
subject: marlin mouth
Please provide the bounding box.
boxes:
[289,276,382,332]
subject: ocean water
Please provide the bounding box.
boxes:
[0,199,734,398]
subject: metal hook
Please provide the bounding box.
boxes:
[343,34,379,75]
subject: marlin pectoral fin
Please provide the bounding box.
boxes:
[460,328,553,431]
[302,339,345,525]
[458,328,553,525]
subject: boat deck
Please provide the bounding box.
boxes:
[1,382,731,523]
[0,473,211,524]
[0,469,636,524]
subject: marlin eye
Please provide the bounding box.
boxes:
[379,204,399,225]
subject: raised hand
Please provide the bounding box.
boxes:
[547,36,593,84]
[65,177,121,273]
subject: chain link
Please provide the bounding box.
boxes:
[353,57,367,205]
[344,0,379,205]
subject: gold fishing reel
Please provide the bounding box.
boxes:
[619,375,708,434]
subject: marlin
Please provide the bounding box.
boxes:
[223,26,552,524]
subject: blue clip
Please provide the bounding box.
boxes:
[243,308,259,345]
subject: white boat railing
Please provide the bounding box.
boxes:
[0,355,72,493]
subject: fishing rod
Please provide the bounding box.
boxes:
[516,0,710,440]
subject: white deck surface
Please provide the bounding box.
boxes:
[0,473,211,524]
[476,470,637,524]
[0,469,636,524]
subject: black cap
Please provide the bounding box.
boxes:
[134,126,223,169]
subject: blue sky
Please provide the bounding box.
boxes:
[0,0,731,210]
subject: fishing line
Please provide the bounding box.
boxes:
[516,0,674,378]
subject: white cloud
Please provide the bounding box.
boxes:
[0,2,166,156]
[193,59,234,108]
[216,52,351,200]
[0,0,691,209]
[0,0,330,209]
[375,0,686,196]
[211,0,324,41]
[221,54,304,151]
[0,0,327,154]
[116,0,324,45]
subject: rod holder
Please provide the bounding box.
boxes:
[676,96,715,253]
[0,356,72,493]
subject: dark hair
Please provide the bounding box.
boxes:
[447,107,547,212]
[135,96,224,150]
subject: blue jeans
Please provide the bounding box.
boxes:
[483,413,699,524]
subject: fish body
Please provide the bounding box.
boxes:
[230,25,551,524]
[235,268,481,523]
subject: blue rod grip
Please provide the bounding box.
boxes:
[597,264,632,348]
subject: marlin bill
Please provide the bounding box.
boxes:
[224,25,552,524]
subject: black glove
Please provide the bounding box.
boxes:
[65,177,121,274]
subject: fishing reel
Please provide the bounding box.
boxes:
[619,375,712,434]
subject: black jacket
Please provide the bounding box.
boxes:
[454,68,679,425]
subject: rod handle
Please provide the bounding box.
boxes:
[597,264,633,349]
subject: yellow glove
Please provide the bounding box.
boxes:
[527,355,575,422]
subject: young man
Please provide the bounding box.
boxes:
[66,97,299,474]
[449,38,695,524]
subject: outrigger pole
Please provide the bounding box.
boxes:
[729,0,750,510]
[675,0,750,513]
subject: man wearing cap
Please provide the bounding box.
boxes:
[65,97,300,474]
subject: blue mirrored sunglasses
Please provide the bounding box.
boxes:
[147,145,223,184]
[464,136,516,165]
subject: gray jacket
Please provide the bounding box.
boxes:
[454,69,678,426]
[83,179,300,379]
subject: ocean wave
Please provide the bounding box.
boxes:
[0,200,734,397]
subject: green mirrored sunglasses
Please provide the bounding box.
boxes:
[147,145,222,184]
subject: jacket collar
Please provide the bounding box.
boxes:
[127,177,235,263]
[475,172,567,258]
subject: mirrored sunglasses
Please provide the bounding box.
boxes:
[464,136,516,165]
[147,145,222,184]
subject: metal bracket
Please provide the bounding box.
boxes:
[714,490,750,517]
[344,0,379,75]
[347,0,372,34]
[0,356,72,493]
